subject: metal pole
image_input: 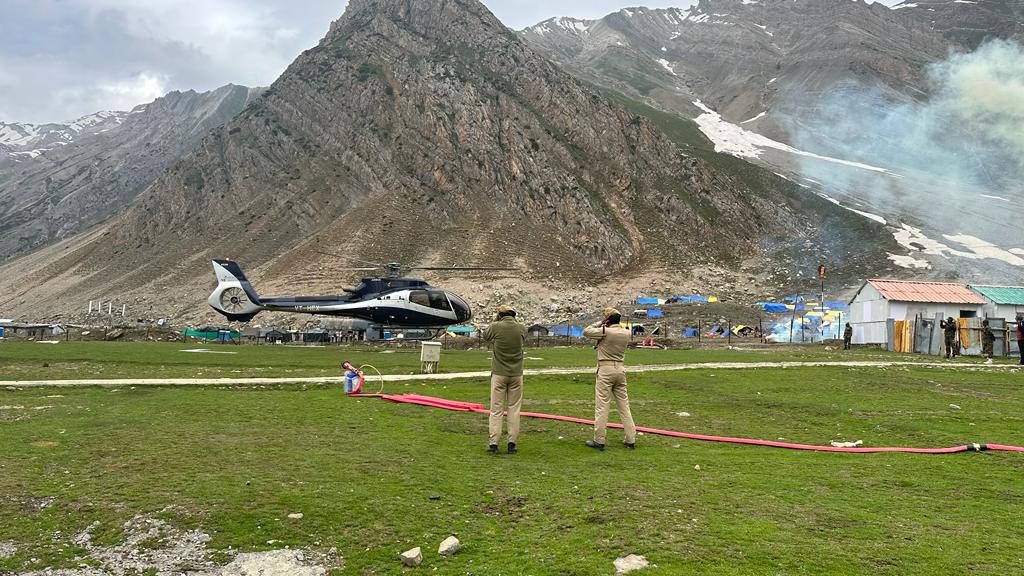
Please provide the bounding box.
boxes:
[698,318,702,344]
[789,312,795,344]
[727,320,732,345]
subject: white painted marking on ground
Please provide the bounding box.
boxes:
[2,361,1018,387]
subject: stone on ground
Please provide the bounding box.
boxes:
[400,547,422,567]
[438,536,460,556]
[614,554,650,573]
[287,512,304,519]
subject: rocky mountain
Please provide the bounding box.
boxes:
[520,0,1024,282]
[0,0,894,323]
[0,85,263,261]
[519,0,950,140]
[892,0,1024,48]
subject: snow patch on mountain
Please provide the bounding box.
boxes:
[691,100,894,174]
[891,223,1024,266]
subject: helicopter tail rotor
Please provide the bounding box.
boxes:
[208,259,264,322]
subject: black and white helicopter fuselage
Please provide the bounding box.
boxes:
[208,259,472,326]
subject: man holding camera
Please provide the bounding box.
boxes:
[583,307,637,451]
[481,304,528,454]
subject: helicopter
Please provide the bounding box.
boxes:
[208,258,510,327]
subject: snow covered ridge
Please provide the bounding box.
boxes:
[690,100,894,174]
[0,110,127,161]
[524,16,591,36]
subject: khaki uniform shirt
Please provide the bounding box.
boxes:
[584,322,630,362]
[482,317,527,376]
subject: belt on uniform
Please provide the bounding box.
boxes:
[597,360,624,366]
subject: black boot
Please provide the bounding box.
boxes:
[623,442,636,450]
[488,444,498,454]
[585,440,605,451]
[507,442,517,454]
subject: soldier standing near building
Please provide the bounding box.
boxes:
[981,319,995,364]
[843,323,853,350]
[583,307,637,451]
[940,316,959,359]
[1017,315,1024,366]
[481,304,527,454]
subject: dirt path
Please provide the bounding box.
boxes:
[1,361,1018,388]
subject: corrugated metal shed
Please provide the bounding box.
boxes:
[971,285,1024,305]
[867,280,986,304]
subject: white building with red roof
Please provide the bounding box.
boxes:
[847,280,986,345]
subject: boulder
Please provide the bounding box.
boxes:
[399,547,422,567]
[438,536,460,556]
[614,554,650,574]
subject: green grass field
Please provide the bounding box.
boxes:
[1,342,1022,575]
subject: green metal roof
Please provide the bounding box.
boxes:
[971,285,1024,305]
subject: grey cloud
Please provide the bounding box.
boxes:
[1,0,904,123]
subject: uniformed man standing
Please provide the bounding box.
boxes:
[981,319,995,364]
[481,304,527,454]
[583,307,637,451]
[940,317,959,359]
[843,323,853,350]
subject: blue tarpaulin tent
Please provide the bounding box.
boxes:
[636,297,659,305]
[670,295,710,303]
[683,327,698,337]
[647,309,664,318]
[549,325,584,338]
[761,303,789,313]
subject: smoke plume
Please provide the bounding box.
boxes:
[789,39,1024,278]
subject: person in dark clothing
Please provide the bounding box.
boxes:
[843,323,853,350]
[981,319,995,364]
[1017,315,1024,366]
[940,317,959,359]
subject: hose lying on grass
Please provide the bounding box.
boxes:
[350,393,1024,454]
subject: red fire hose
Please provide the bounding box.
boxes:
[352,393,1024,454]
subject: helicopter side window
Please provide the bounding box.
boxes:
[428,291,452,311]
[409,291,430,307]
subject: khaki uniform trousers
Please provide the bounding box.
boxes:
[593,362,636,445]
[489,374,523,445]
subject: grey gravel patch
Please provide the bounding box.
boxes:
[0,541,17,559]
[13,513,332,576]
[218,550,326,576]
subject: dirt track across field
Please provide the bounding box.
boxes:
[1,361,1019,387]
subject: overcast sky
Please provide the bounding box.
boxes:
[0,0,897,124]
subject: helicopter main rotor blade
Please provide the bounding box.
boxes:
[410,266,520,271]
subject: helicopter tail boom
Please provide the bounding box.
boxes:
[208,259,264,322]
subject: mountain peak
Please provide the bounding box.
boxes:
[328,0,508,43]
